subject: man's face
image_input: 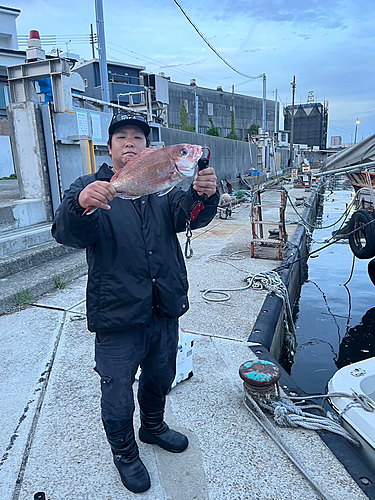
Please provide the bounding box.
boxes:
[108,125,147,172]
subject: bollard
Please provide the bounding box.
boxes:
[239,359,281,400]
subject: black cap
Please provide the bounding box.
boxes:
[108,113,150,138]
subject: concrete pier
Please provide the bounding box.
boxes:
[0,186,369,500]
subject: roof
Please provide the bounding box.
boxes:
[73,58,145,72]
[0,5,21,14]
[0,47,26,56]
[285,102,324,110]
[168,80,268,102]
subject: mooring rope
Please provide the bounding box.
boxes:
[289,390,375,415]
[243,393,333,500]
[242,385,375,499]
[257,397,360,446]
[202,270,298,356]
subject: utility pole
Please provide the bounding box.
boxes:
[274,89,278,137]
[95,0,110,106]
[231,84,235,136]
[262,74,266,134]
[195,92,199,133]
[289,75,296,166]
[90,24,96,59]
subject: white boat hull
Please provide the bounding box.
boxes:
[328,357,375,469]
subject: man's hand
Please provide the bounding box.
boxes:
[78,181,116,211]
[193,167,217,197]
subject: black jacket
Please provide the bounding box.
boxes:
[52,163,219,331]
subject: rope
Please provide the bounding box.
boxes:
[343,253,356,286]
[243,385,375,497]
[274,216,375,273]
[289,391,375,413]
[202,270,297,357]
[285,188,356,231]
[258,398,359,446]
[243,394,333,500]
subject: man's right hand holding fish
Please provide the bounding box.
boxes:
[51,113,219,494]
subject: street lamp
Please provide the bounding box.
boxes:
[355,119,360,144]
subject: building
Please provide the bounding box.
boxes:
[167,79,278,139]
[331,135,342,147]
[72,59,146,105]
[72,61,169,128]
[284,102,328,149]
[0,5,26,118]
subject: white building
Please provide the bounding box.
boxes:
[331,135,343,147]
[0,5,25,118]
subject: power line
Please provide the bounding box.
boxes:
[17,34,94,49]
[106,40,230,89]
[173,0,263,80]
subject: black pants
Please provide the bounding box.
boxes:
[94,316,179,448]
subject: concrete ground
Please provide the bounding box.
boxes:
[0,179,20,201]
[0,187,368,500]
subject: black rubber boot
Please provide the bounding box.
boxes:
[112,428,150,493]
[139,410,188,453]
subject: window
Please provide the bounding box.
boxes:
[207,102,213,116]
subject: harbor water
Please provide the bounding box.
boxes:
[285,176,375,395]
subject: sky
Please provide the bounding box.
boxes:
[4,0,375,144]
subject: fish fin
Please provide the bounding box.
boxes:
[157,186,175,197]
[116,192,141,200]
[82,206,98,216]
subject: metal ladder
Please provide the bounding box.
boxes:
[250,188,287,260]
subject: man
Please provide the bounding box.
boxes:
[52,114,218,493]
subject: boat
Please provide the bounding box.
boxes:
[322,133,375,188]
[318,135,375,261]
[347,171,375,192]
[328,357,375,469]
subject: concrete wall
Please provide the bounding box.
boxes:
[160,127,258,182]
[7,101,51,223]
[0,135,14,177]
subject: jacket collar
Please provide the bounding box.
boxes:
[97,163,114,181]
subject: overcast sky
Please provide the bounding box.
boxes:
[5,0,375,144]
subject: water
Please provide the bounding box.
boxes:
[285,177,375,395]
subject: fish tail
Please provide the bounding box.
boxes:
[82,206,98,216]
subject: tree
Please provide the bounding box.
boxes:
[180,100,195,132]
[226,108,239,140]
[206,117,220,137]
[247,123,260,137]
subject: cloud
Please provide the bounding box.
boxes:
[323,21,347,29]
[211,0,346,27]
[158,59,209,69]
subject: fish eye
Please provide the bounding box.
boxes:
[180,148,188,156]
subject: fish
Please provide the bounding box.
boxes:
[83,144,202,215]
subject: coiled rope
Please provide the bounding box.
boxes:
[202,270,297,355]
